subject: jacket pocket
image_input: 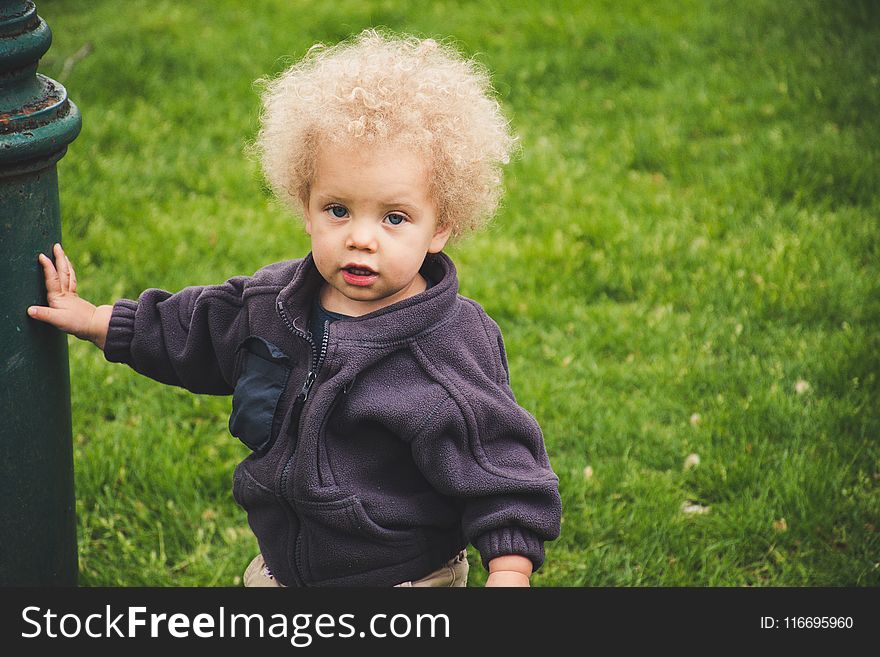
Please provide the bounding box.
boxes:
[229,336,291,453]
[294,494,421,584]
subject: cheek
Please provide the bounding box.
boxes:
[308,232,334,269]
[388,244,427,276]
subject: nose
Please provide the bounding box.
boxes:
[345,217,379,252]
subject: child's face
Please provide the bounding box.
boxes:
[303,142,451,317]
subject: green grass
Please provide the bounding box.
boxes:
[36,0,879,586]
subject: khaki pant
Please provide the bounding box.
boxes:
[395,550,469,587]
[243,550,469,588]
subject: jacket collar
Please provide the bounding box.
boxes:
[276,251,460,345]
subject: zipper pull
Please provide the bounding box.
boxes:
[300,371,317,402]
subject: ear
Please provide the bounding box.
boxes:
[427,223,452,253]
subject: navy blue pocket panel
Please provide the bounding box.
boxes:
[229,336,291,453]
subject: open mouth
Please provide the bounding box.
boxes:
[341,264,378,286]
[343,266,376,276]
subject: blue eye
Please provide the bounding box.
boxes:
[385,213,406,226]
[328,205,348,218]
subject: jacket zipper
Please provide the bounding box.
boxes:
[275,299,330,586]
[276,300,329,398]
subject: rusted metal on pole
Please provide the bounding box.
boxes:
[0,0,81,585]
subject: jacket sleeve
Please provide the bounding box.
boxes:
[410,332,562,572]
[102,276,249,394]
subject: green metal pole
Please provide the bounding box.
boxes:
[0,0,81,585]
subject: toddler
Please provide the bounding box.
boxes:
[28,30,561,587]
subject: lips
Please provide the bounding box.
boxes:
[341,263,378,286]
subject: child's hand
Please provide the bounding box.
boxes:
[27,243,113,350]
[485,555,532,587]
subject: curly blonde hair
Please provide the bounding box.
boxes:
[254,29,517,238]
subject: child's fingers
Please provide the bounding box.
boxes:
[54,243,71,291]
[67,256,77,293]
[37,252,62,296]
[27,304,64,327]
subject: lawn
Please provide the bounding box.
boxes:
[34,0,879,585]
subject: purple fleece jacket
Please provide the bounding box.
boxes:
[103,251,561,586]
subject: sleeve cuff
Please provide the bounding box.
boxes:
[473,526,546,572]
[103,299,138,364]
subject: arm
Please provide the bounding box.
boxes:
[27,243,112,349]
[409,308,562,586]
[28,243,247,393]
